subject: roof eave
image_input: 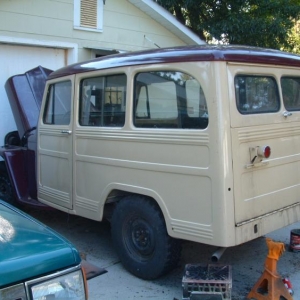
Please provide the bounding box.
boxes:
[128,0,206,45]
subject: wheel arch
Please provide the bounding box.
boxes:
[101,183,172,235]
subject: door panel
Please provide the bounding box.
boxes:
[38,79,73,209]
[231,124,300,224]
[228,64,300,224]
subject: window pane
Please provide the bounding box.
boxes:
[281,77,300,111]
[235,75,280,114]
[146,81,178,119]
[186,79,208,118]
[79,74,126,127]
[43,81,72,125]
[134,71,208,129]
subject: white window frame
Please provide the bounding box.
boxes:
[74,0,103,32]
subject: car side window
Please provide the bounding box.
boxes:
[235,75,280,114]
[134,71,208,129]
[281,77,300,111]
[79,74,126,127]
[43,81,72,125]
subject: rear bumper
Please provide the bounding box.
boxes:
[235,202,300,245]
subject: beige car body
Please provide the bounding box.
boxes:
[37,46,300,248]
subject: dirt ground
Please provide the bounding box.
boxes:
[23,206,300,300]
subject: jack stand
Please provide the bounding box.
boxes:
[247,238,293,300]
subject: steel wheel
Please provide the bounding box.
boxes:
[111,195,181,279]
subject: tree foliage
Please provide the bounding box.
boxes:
[155,0,300,53]
[284,21,300,53]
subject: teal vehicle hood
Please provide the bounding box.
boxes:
[0,201,81,287]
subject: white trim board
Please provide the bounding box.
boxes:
[0,36,78,64]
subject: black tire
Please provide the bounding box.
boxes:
[111,195,181,280]
[0,172,14,205]
[4,130,20,146]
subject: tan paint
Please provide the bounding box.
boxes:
[37,60,300,248]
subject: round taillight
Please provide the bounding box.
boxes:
[258,146,271,159]
[264,146,271,158]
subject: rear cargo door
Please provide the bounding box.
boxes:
[228,63,300,225]
[37,77,74,209]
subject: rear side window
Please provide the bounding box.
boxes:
[281,77,300,111]
[79,74,126,127]
[43,81,72,125]
[235,75,280,114]
[134,71,208,129]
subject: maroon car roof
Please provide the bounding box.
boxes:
[48,45,300,80]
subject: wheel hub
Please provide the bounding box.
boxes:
[134,228,149,247]
[130,219,154,256]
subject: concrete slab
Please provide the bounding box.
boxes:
[24,208,300,300]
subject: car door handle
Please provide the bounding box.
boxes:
[61,130,72,135]
[283,111,292,118]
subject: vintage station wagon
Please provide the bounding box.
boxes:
[2,45,300,279]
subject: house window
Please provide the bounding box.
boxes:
[74,0,103,31]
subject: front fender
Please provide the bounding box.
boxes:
[0,146,46,208]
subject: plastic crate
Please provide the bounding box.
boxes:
[182,264,232,300]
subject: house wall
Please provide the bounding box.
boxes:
[0,0,187,62]
[0,0,190,145]
[101,1,186,51]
